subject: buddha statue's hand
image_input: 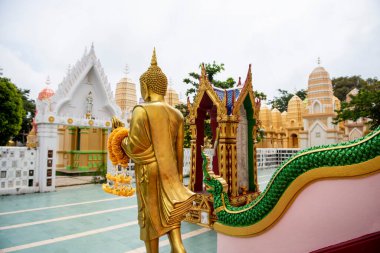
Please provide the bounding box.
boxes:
[112,116,124,130]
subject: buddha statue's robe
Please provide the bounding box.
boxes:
[122,102,195,241]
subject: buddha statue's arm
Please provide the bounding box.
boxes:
[121,106,152,161]
[176,119,184,182]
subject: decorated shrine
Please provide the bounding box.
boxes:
[185,64,261,226]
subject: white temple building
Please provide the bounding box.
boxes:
[33,44,121,191]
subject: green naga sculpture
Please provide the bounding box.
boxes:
[202,126,380,237]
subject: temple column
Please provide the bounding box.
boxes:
[56,126,65,169]
[189,122,198,192]
[67,127,76,170]
[37,123,57,192]
[218,116,238,197]
[79,127,90,171]
[102,129,108,165]
[106,128,114,175]
[210,107,219,174]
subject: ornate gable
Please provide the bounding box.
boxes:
[232,64,256,116]
[188,64,227,122]
[36,44,121,128]
[53,44,119,116]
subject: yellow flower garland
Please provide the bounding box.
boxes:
[111,128,130,167]
[104,126,135,197]
[107,127,122,165]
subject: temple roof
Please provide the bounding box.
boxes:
[35,44,121,126]
[213,87,241,115]
[189,64,254,119]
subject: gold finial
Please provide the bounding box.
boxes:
[201,63,206,77]
[46,76,51,86]
[124,64,129,75]
[151,48,157,66]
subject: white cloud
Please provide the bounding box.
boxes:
[0,45,46,99]
[0,0,379,102]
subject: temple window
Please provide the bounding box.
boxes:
[312,100,321,113]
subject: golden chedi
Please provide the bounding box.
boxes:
[257,102,274,148]
[300,62,344,148]
[115,74,137,115]
[287,95,303,128]
[165,85,181,107]
[271,108,282,132]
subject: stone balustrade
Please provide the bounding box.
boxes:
[1,146,300,195]
[0,147,39,195]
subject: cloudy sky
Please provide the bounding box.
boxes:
[0,0,379,102]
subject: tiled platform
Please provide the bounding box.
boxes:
[0,185,216,253]
[0,168,276,253]
[55,176,94,187]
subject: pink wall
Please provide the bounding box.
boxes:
[218,172,380,253]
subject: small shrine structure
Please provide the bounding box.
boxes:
[186,64,261,226]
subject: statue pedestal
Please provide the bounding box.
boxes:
[217,172,380,253]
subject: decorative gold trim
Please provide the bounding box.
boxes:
[48,116,55,123]
[67,118,73,124]
[215,206,225,213]
[89,119,94,126]
[188,64,227,121]
[232,65,255,116]
[213,156,380,237]
[105,121,111,127]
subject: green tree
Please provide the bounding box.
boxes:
[269,89,307,112]
[175,104,191,148]
[254,91,267,101]
[334,79,380,130]
[332,76,366,101]
[13,89,36,144]
[184,61,267,101]
[184,61,235,98]
[0,77,25,145]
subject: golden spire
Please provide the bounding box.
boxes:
[124,64,129,76]
[201,63,206,77]
[45,76,51,86]
[245,64,252,83]
[237,77,242,87]
[151,47,157,66]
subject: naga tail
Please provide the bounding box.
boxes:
[202,126,380,232]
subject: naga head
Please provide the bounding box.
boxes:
[201,147,228,195]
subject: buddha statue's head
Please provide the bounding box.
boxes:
[139,48,168,102]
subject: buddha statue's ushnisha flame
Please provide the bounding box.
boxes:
[139,48,168,96]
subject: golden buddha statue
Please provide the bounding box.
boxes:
[118,49,195,253]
